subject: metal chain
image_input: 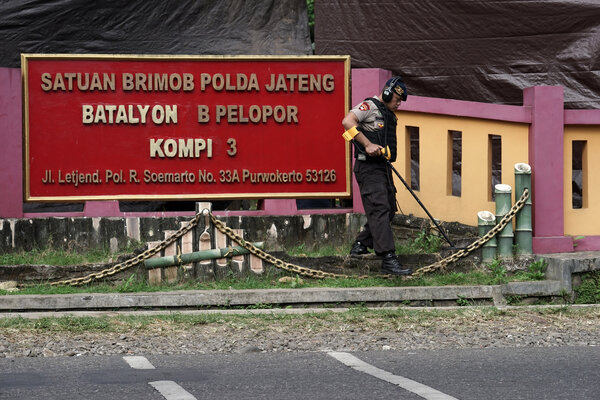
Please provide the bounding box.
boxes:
[48,213,203,286]
[209,215,354,279]
[411,188,529,277]
[49,188,528,286]
[211,188,530,279]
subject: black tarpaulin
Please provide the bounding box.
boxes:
[0,0,312,67]
[315,0,600,109]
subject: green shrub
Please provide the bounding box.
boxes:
[574,271,600,304]
[397,231,444,254]
[486,259,508,284]
[514,258,548,281]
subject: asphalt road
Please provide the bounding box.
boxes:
[1,346,598,399]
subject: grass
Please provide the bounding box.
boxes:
[0,305,597,333]
[1,261,547,296]
[287,231,444,257]
[287,243,348,257]
[0,243,143,266]
[397,230,444,254]
[0,232,548,296]
[2,231,443,266]
[0,247,111,266]
[0,308,471,332]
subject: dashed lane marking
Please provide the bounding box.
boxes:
[149,380,197,400]
[123,357,197,399]
[123,355,156,369]
[327,351,460,400]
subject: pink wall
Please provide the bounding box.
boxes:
[0,68,23,218]
[3,66,600,253]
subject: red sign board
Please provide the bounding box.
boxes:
[22,54,350,201]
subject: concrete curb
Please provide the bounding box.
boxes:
[4,303,600,320]
[545,251,600,293]
[0,280,565,312]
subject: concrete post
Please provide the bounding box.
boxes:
[495,184,514,258]
[523,86,573,253]
[514,163,533,255]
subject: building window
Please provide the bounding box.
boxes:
[407,126,420,191]
[572,140,586,209]
[449,130,462,196]
[489,135,502,201]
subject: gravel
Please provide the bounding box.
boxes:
[1,306,599,358]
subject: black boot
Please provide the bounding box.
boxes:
[381,253,412,276]
[350,241,369,255]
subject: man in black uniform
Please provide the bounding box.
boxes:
[342,76,412,276]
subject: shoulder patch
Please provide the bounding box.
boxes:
[358,102,370,111]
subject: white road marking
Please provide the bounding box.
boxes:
[328,351,460,400]
[123,356,196,399]
[123,355,156,369]
[149,380,197,400]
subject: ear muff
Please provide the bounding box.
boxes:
[382,77,401,103]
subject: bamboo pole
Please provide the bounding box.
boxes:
[144,243,264,270]
[477,210,497,262]
[495,184,514,258]
[514,163,533,255]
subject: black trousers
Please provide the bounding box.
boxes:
[353,161,397,254]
